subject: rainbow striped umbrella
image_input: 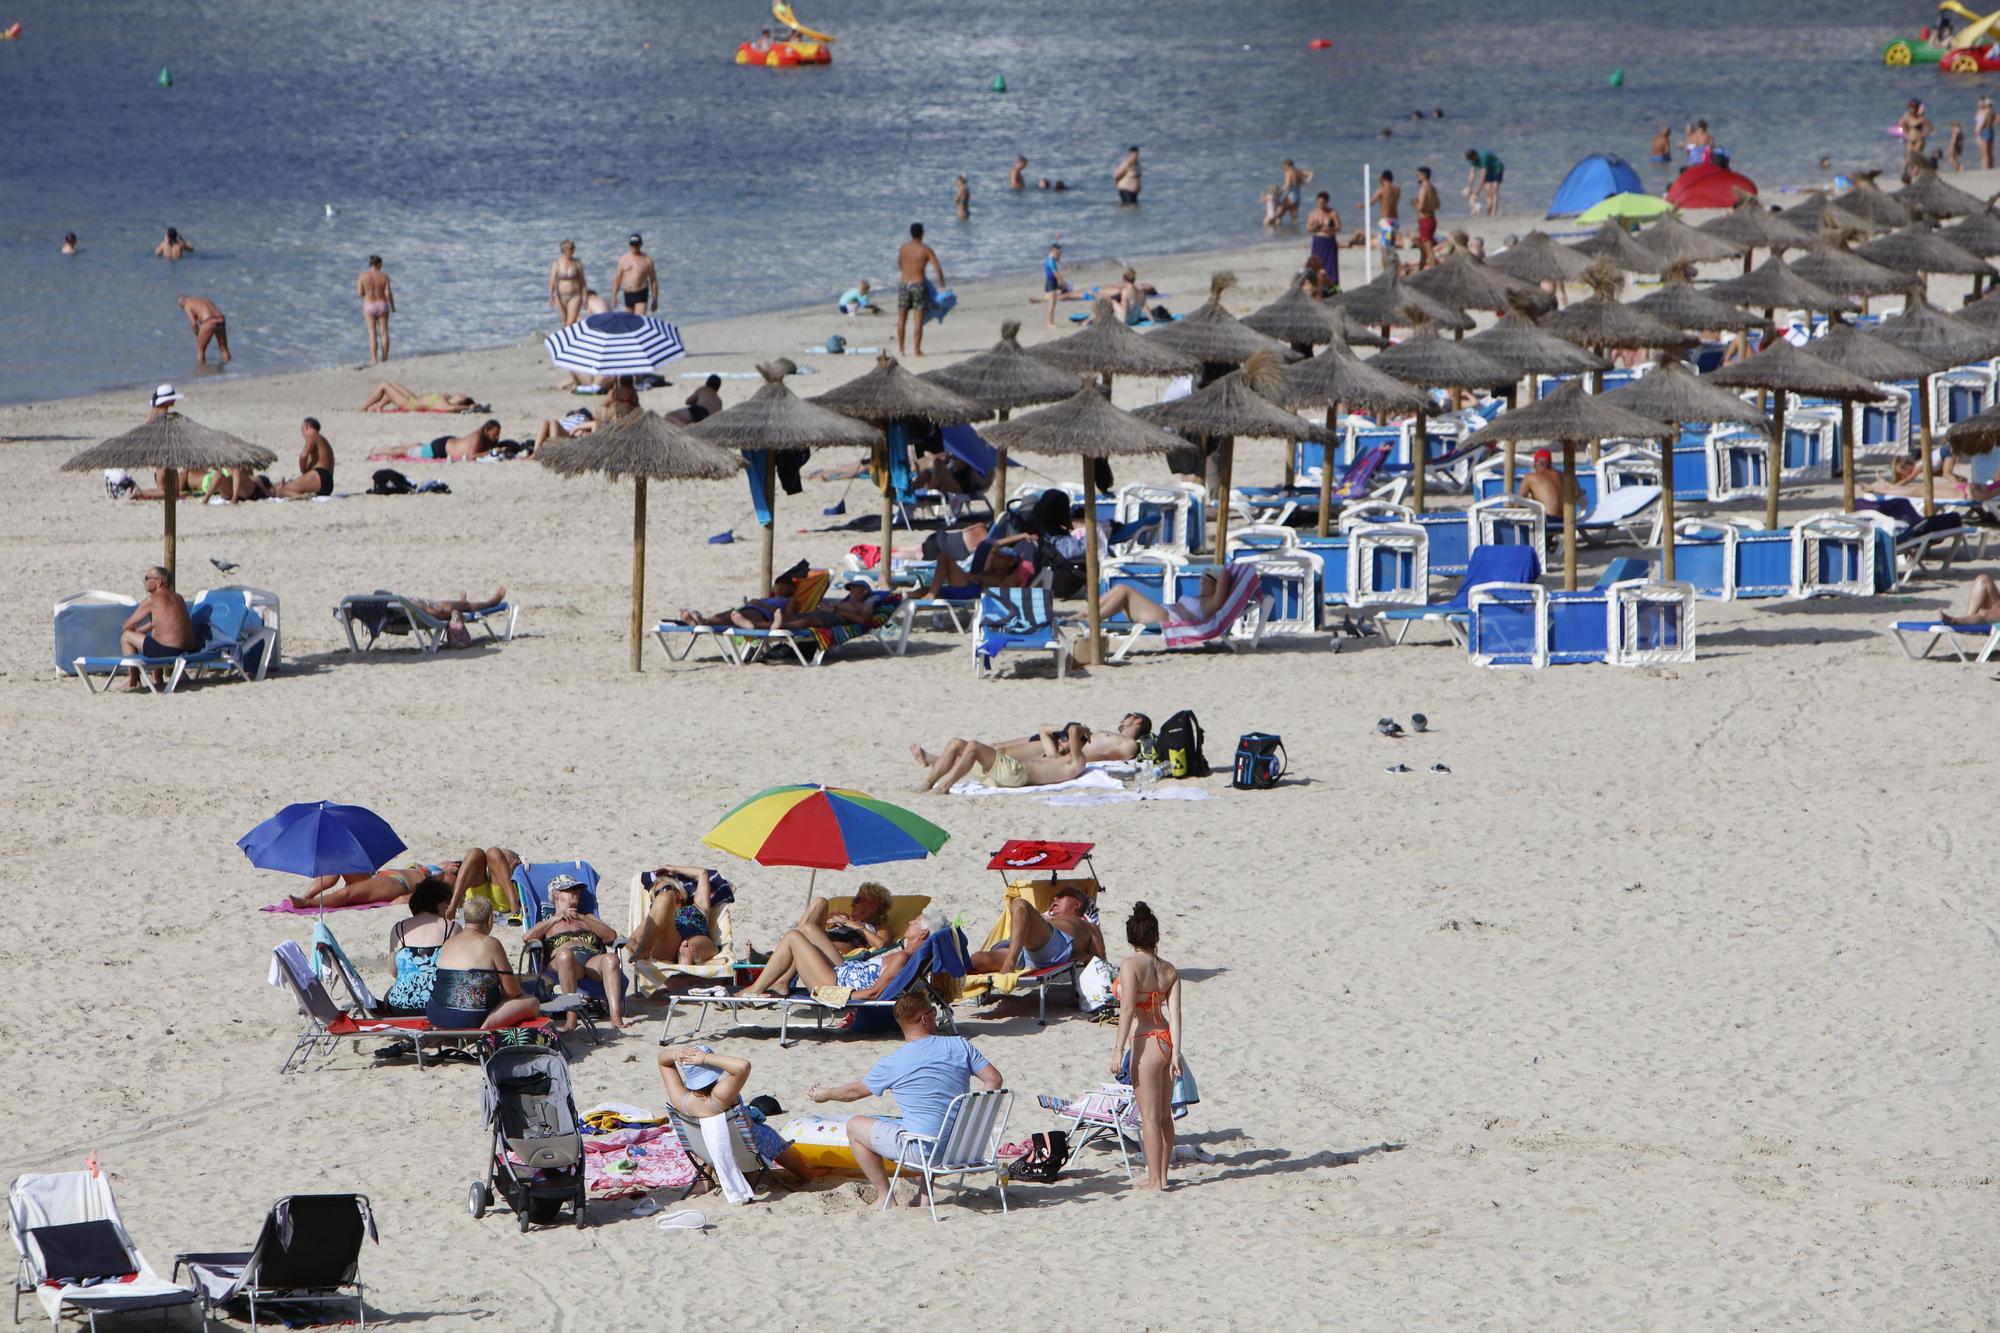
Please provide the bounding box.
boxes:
[703,784,949,877]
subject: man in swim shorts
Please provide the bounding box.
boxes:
[357,255,395,365]
[1369,168,1402,257]
[910,722,1092,794]
[1114,145,1141,205]
[665,374,723,425]
[1413,166,1441,267]
[371,419,504,462]
[119,565,196,691]
[270,417,337,498]
[896,221,946,357]
[178,294,230,365]
[968,883,1104,975]
[613,233,659,314]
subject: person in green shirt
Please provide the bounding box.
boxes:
[1463,147,1503,216]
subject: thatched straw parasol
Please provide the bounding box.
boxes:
[1779,193,1881,239]
[1938,212,2000,299]
[1242,278,1343,350]
[1704,340,1883,528]
[1032,298,1202,379]
[1488,231,1597,285]
[1408,247,1555,318]
[539,410,743,672]
[1805,321,1937,511]
[61,413,277,581]
[1953,286,2000,328]
[919,319,1081,501]
[1571,221,1667,274]
[1461,296,1613,494]
[1145,271,1296,368]
[690,360,882,589]
[1637,213,1747,267]
[1836,174,1917,230]
[1944,402,2000,458]
[1870,295,2000,512]
[1540,263,1698,356]
[1280,338,1429,535]
[1895,168,1988,220]
[1330,306,1393,349]
[1855,223,1996,300]
[1330,268,1474,334]
[1699,197,1814,270]
[813,353,984,564]
[1366,319,1513,512]
[1788,233,1915,304]
[1459,380,1673,589]
[1708,255,1854,318]
[1629,261,1771,333]
[1133,350,1329,555]
[984,382,1190,666]
[1601,361,1768,576]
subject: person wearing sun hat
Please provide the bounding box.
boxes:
[523,873,628,1031]
[657,1046,816,1188]
[118,384,193,498]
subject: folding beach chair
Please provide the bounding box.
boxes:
[961,846,1103,1025]
[514,860,624,1041]
[665,1106,771,1201]
[974,587,1068,678]
[1575,483,1663,547]
[888,1089,1014,1222]
[333,590,517,653]
[10,1167,198,1332]
[174,1194,375,1332]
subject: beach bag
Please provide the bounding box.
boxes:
[1076,956,1116,1014]
[369,468,415,495]
[1010,1130,1070,1183]
[825,334,847,354]
[1155,709,1209,779]
[1232,733,1287,790]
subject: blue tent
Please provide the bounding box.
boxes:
[1547,154,1645,218]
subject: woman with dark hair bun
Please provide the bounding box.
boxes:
[1110,900,1184,1190]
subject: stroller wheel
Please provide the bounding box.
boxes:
[517,1209,531,1233]
[575,1199,587,1230]
[468,1182,488,1219]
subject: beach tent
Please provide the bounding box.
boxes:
[1666,163,1758,210]
[1548,154,1644,218]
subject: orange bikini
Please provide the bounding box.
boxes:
[1116,979,1173,1056]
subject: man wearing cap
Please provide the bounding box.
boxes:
[1115,145,1141,205]
[612,234,659,315]
[178,294,230,365]
[810,991,1004,1209]
[1518,446,1578,518]
[119,565,196,691]
[968,881,1102,976]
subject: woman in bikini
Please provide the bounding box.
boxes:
[358,382,483,413]
[548,240,588,326]
[287,846,522,913]
[627,864,733,966]
[1111,900,1183,1191]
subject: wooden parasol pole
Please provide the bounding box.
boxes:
[1916,373,1937,516]
[1212,436,1235,557]
[630,476,647,673]
[1841,399,1858,513]
[1561,438,1579,591]
[993,407,1011,506]
[759,453,777,592]
[1410,413,1430,513]
[1316,406,1339,538]
[1765,390,1789,530]
[163,489,178,586]
[1082,455,1104,667]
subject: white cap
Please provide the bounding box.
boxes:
[152,384,183,408]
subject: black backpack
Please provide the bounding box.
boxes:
[1011,1130,1070,1183]
[1155,709,1209,779]
[369,468,415,495]
[1232,733,1287,789]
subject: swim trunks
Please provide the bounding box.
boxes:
[675,904,710,940]
[1418,215,1438,244]
[684,403,710,423]
[140,633,196,658]
[1118,188,1139,205]
[622,289,647,310]
[364,300,390,318]
[994,925,1073,970]
[898,281,927,311]
[424,437,450,459]
[311,466,333,496]
[973,751,1028,789]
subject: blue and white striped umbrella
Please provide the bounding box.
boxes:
[544,312,687,376]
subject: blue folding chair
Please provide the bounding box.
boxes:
[973,588,1068,679]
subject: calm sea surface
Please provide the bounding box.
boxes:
[0,0,1951,403]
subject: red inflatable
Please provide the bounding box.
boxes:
[1666,162,1757,210]
[1308,38,1332,49]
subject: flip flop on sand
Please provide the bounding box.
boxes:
[655,1210,708,1232]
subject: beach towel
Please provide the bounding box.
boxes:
[698,1115,757,1204]
[582,1125,696,1198]
[923,281,956,324]
[308,921,378,1010]
[260,898,394,915]
[949,760,1213,805]
[1160,565,1263,649]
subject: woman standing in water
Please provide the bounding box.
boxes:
[548,239,587,325]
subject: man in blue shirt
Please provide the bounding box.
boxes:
[809,991,1005,1208]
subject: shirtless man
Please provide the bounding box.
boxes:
[664,373,723,425]
[954,173,971,220]
[1276,159,1309,226]
[1369,168,1402,256]
[911,723,1092,795]
[1114,146,1141,205]
[119,566,196,691]
[1649,124,1672,163]
[1009,155,1028,190]
[1113,267,1149,324]
[1898,100,1933,183]
[178,294,230,365]
[1518,447,1579,515]
[612,233,658,314]
[369,419,504,462]
[1413,166,1441,268]
[1306,192,1342,291]
[154,227,192,260]
[987,712,1152,763]
[967,883,1105,975]
[271,417,337,498]
[357,256,395,364]
[584,289,611,316]
[896,222,946,357]
[547,239,587,325]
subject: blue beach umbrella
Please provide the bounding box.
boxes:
[544,312,687,377]
[237,800,405,877]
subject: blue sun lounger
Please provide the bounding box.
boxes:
[67,587,278,693]
[1378,544,1540,645]
[975,588,1068,678]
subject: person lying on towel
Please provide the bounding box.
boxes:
[369,419,504,462]
[910,723,1091,794]
[288,845,521,913]
[987,712,1151,764]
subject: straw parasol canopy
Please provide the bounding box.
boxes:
[1330,306,1393,349]
[1779,192,1881,238]
[1459,380,1673,589]
[62,413,278,580]
[1875,296,2000,513]
[917,321,1078,414]
[1705,339,1884,527]
[1894,168,1988,220]
[1628,261,1770,332]
[1144,271,1296,368]
[1698,197,1814,256]
[1571,221,1666,274]
[1836,174,1916,229]
[1488,231,1597,285]
[1539,264,1698,352]
[1855,223,1997,297]
[1944,403,2000,457]
[1936,210,2000,259]
[1282,338,1430,536]
[1408,247,1555,317]
[983,381,1191,667]
[1804,320,1941,510]
[1952,287,2000,328]
[1329,268,1474,332]
[539,410,743,672]
[1788,233,1916,300]
[1367,318,1514,512]
[1241,278,1343,349]
[1637,213,1746,266]
[691,360,882,588]
[1460,300,1614,377]
[1031,298,1202,379]
[1708,255,1853,315]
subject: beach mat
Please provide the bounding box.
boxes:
[260,899,396,915]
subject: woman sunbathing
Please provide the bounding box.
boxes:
[1092,567,1234,627]
[627,864,733,966]
[359,382,486,413]
[533,409,595,448]
[675,564,815,629]
[288,845,521,914]
[729,909,947,1000]
[774,882,896,968]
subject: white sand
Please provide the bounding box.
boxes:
[3,202,1998,1329]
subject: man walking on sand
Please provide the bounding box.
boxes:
[613,233,659,314]
[178,294,230,365]
[896,222,945,357]
[1115,145,1142,205]
[1414,166,1441,267]
[357,255,395,364]
[1369,168,1402,258]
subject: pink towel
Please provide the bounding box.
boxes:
[583,1126,697,1198]
[260,899,394,915]
[1162,565,1263,650]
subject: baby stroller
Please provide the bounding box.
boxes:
[468,1036,587,1231]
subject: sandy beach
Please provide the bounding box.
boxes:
[4,197,2000,1331]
